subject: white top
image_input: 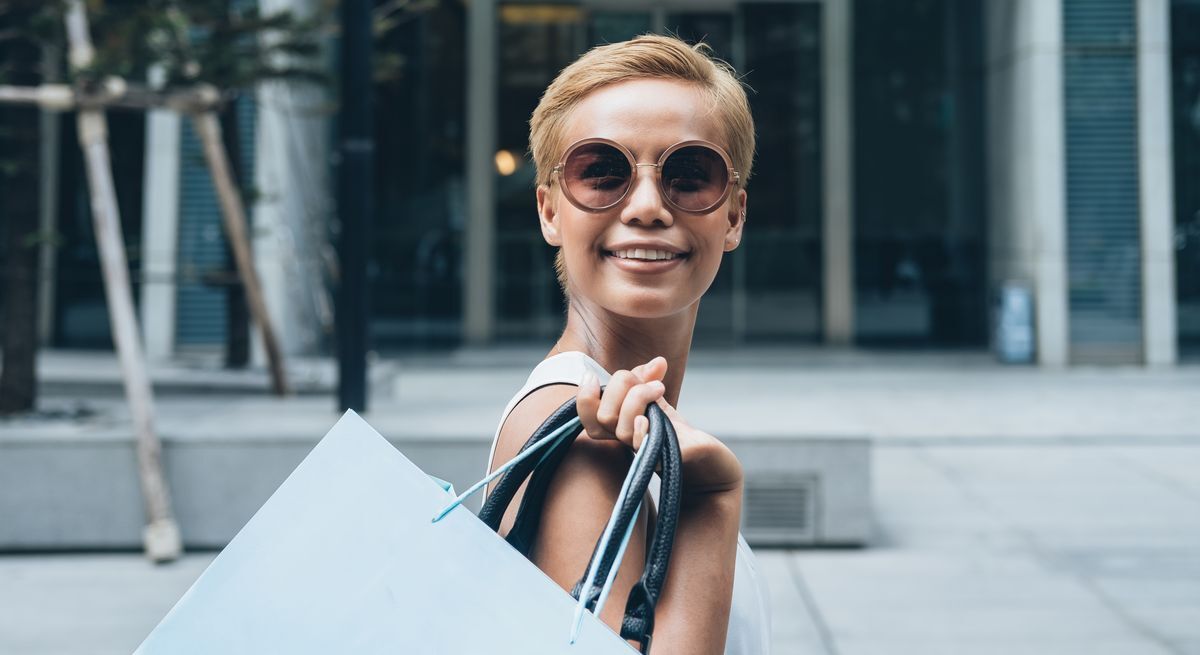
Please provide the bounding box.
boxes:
[487,351,772,655]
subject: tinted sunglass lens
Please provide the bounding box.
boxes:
[662,145,729,211]
[563,143,631,209]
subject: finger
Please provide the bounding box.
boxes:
[595,370,638,436]
[632,415,649,452]
[642,356,668,383]
[616,381,665,447]
[575,371,609,440]
[631,356,668,383]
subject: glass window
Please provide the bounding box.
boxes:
[590,11,652,44]
[853,0,987,346]
[371,2,467,348]
[492,3,825,345]
[739,2,823,343]
[494,4,590,340]
[1173,0,1200,357]
[53,111,146,349]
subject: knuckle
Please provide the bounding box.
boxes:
[584,428,611,441]
[612,370,636,386]
[596,407,618,426]
[615,423,632,442]
[636,383,662,401]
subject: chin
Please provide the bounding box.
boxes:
[598,286,698,320]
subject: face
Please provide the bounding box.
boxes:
[536,78,747,320]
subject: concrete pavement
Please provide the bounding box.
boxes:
[762,443,1200,654]
[18,347,1200,444]
[2,442,1197,654]
[2,349,1198,653]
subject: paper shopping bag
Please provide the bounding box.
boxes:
[135,410,635,654]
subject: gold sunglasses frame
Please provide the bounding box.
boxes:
[550,137,740,215]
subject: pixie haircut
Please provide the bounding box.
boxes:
[529,34,756,288]
[530,34,755,188]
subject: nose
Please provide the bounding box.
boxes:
[620,164,673,227]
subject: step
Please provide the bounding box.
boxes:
[0,421,870,550]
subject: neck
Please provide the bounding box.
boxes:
[549,298,696,407]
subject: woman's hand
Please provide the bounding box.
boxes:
[575,357,744,496]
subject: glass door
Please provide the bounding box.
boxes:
[671,5,823,345]
[852,0,988,346]
[1173,0,1200,358]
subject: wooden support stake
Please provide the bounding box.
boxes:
[192,111,290,396]
[64,0,181,562]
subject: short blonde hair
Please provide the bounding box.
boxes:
[529,34,756,288]
[530,34,755,187]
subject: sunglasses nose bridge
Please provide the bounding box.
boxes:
[620,163,673,225]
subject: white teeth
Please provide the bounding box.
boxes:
[611,248,680,261]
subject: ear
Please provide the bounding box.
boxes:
[536,184,562,247]
[723,188,747,252]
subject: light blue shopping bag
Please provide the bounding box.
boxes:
[135,410,645,654]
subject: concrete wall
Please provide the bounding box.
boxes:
[984,0,1069,366]
[139,107,181,361]
[249,0,332,360]
[1138,0,1179,366]
[0,432,870,550]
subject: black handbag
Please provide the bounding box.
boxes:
[478,396,683,654]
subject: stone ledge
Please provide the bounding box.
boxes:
[0,429,871,550]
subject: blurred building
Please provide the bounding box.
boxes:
[32,0,1200,366]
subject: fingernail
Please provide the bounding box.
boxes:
[580,371,596,388]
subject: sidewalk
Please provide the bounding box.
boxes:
[2,441,1196,654]
[2,349,1198,653]
[16,348,1200,443]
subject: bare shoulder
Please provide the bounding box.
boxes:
[491,383,576,476]
[489,382,633,538]
[493,383,627,472]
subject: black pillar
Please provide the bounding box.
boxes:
[337,0,373,412]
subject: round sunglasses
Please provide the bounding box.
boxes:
[550,138,740,214]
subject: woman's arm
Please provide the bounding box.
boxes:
[489,362,743,655]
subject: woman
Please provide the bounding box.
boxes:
[486,34,770,655]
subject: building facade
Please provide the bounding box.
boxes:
[34,0,1200,366]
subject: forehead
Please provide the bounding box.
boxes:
[560,78,727,159]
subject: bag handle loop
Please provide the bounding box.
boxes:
[437,393,681,653]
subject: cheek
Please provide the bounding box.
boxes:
[557,217,604,273]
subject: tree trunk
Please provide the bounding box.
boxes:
[0,6,42,415]
[64,0,181,562]
[192,111,290,396]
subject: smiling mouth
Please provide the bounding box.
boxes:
[603,248,690,261]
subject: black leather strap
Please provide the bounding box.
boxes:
[477,393,682,653]
[621,406,680,652]
[478,396,582,535]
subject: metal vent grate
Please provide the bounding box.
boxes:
[742,473,819,546]
[175,93,257,347]
[1063,0,1142,363]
